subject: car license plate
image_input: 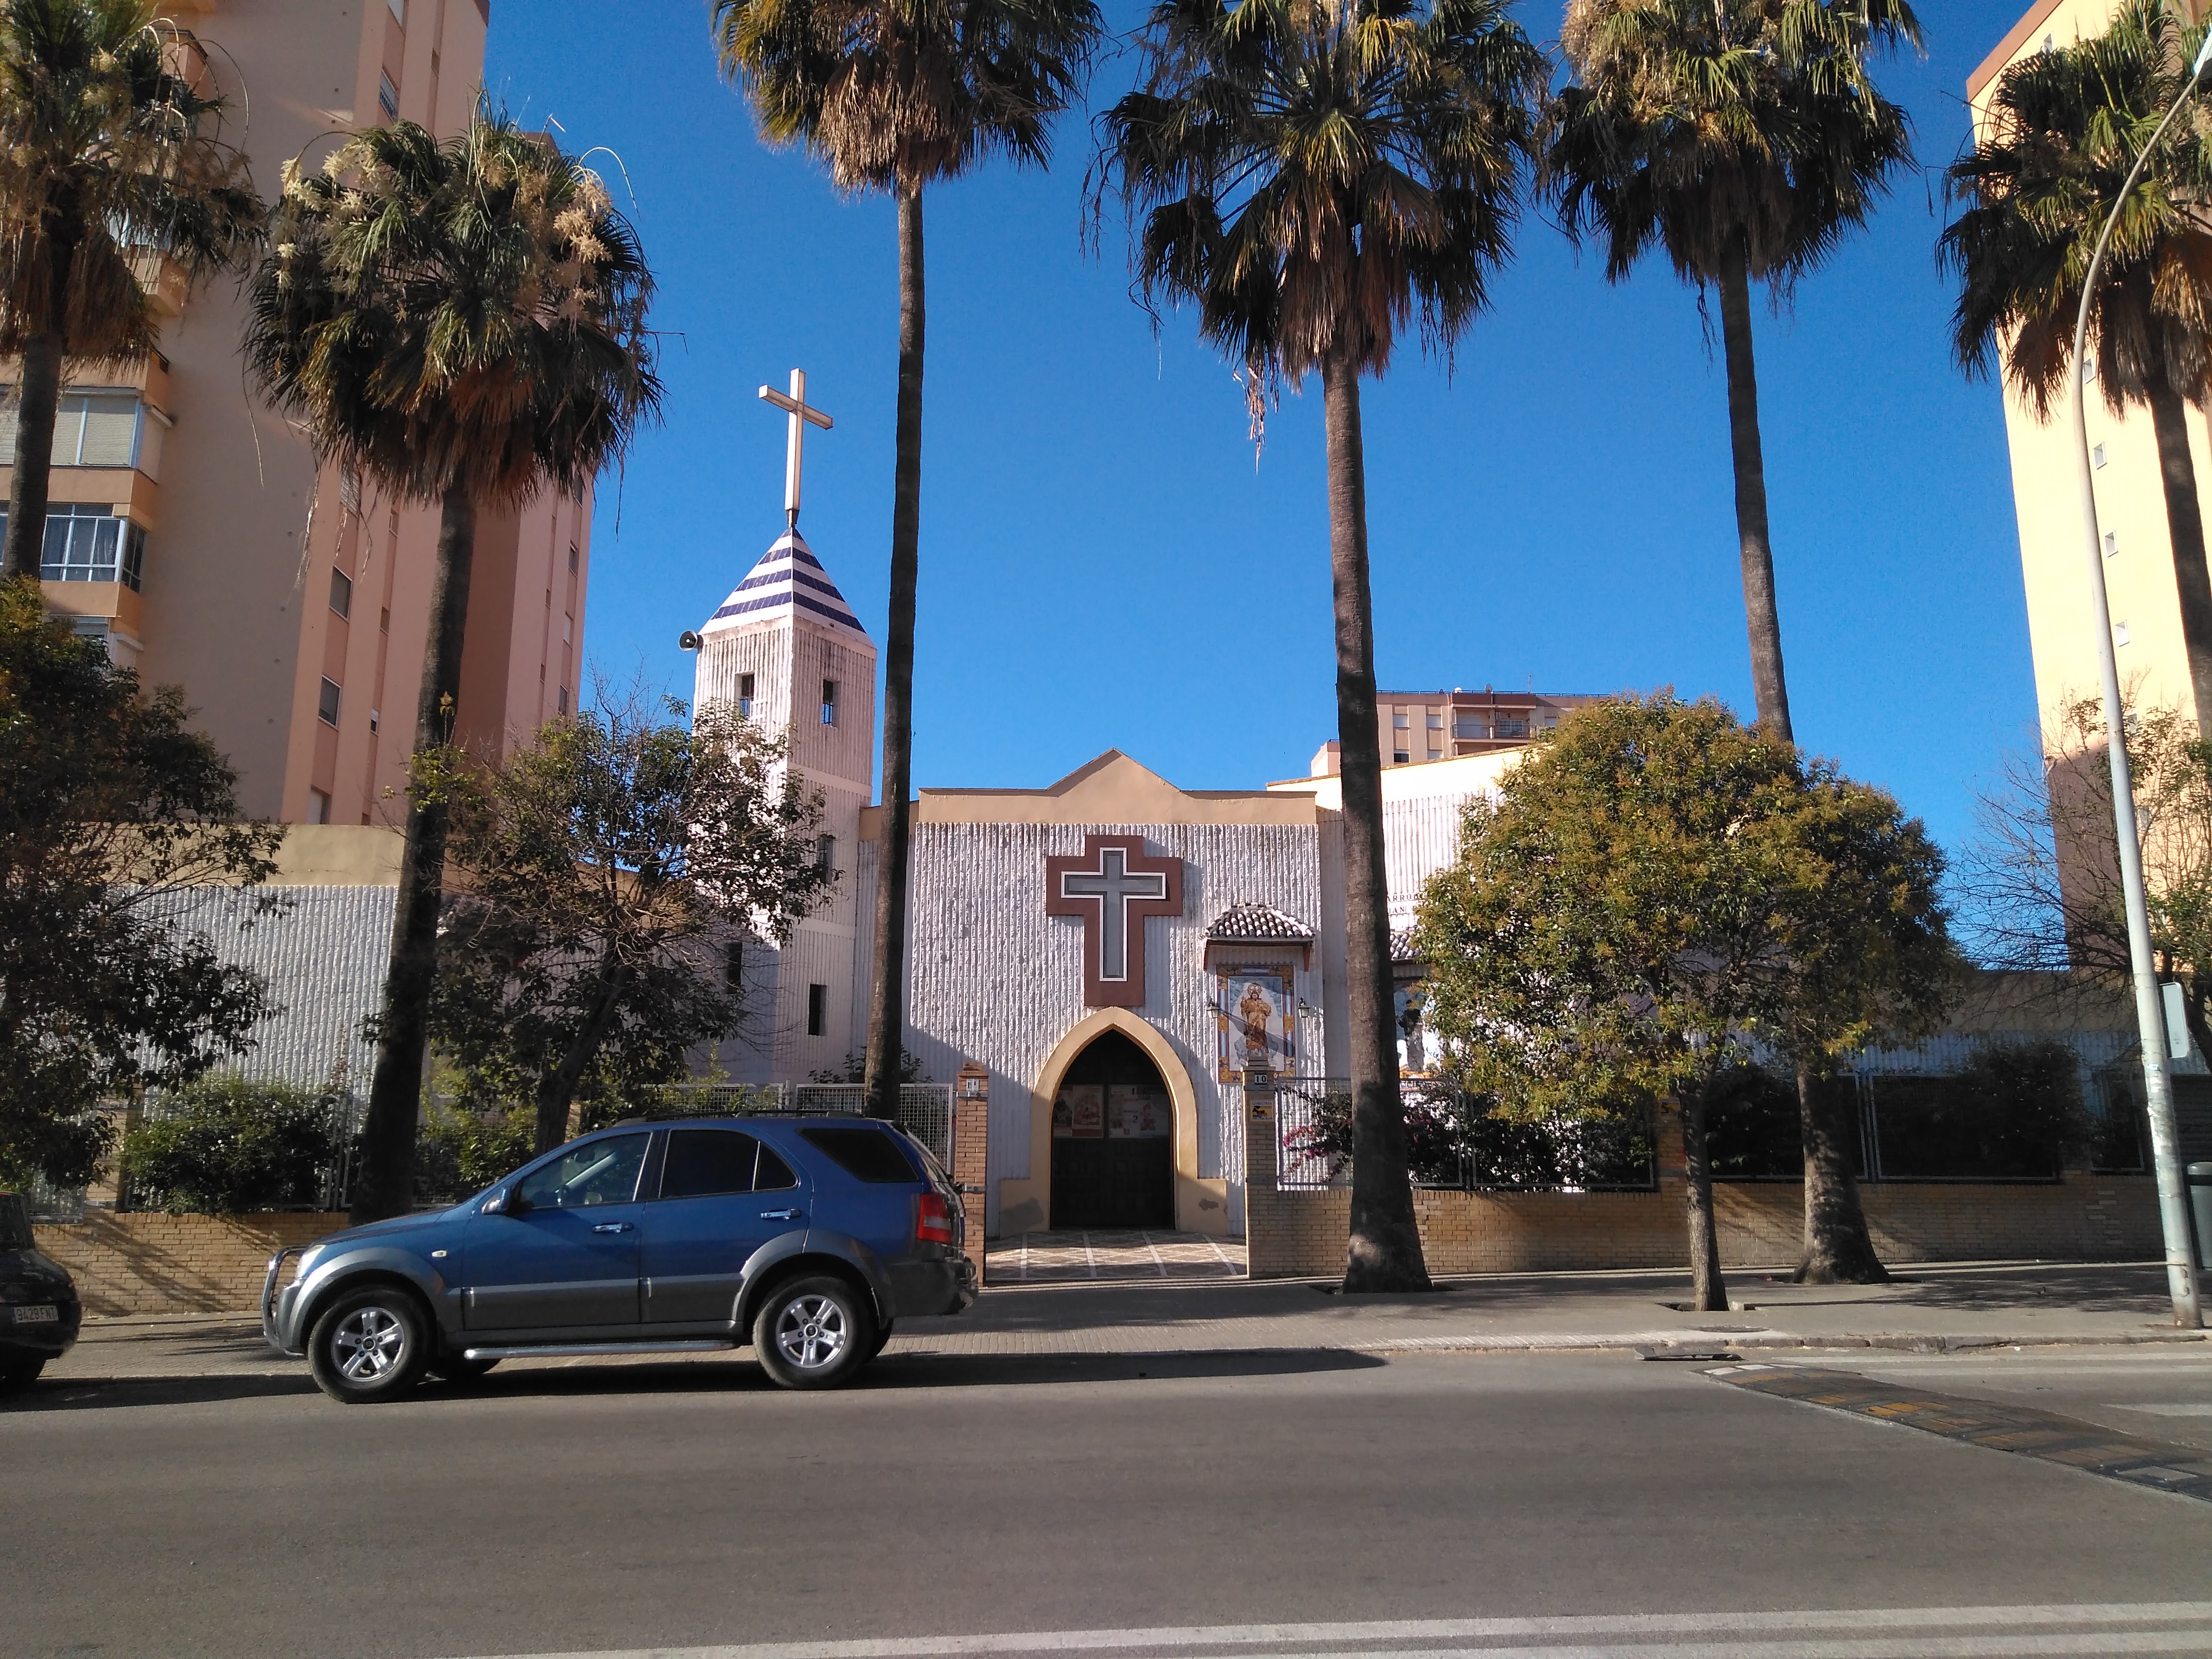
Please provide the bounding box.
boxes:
[11,1304,57,1325]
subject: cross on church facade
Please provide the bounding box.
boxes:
[1045,834,1184,1009]
[759,368,833,529]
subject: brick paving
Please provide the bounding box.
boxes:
[986,1229,1245,1283]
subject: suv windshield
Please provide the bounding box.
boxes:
[0,1193,34,1250]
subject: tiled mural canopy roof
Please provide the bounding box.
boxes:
[1205,902,1314,943]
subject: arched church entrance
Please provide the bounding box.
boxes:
[1048,1030,1175,1229]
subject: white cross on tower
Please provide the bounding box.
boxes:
[759,368,834,530]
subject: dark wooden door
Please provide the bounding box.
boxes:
[1051,1135,1172,1229]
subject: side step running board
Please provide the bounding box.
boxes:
[462,1339,739,1361]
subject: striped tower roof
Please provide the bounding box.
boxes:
[703,527,869,641]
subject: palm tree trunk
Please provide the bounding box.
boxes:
[3,225,78,583]
[1322,350,1429,1294]
[2144,374,2212,738]
[1715,238,1793,745]
[1792,1059,1886,1284]
[862,185,925,1123]
[1681,1078,1728,1313]
[351,481,479,1222]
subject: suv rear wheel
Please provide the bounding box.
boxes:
[308,1285,429,1403]
[752,1275,873,1390]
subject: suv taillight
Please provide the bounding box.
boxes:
[915,1191,956,1246]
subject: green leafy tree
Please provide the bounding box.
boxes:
[0,578,280,1187]
[1095,0,1546,1291]
[713,0,1101,1122]
[0,0,261,581]
[241,108,661,1221]
[1945,0,2212,734]
[1416,695,1953,1309]
[428,699,834,1155]
[1543,0,1919,744]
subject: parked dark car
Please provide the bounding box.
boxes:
[263,1116,976,1402]
[1,1192,82,1395]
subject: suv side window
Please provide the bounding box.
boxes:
[659,1129,764,1200]
[799,1126,920,1183]
[756,1142,800,1191]
[516,1134,649,1209]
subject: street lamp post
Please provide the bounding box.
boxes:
[2070,27,2212,1329]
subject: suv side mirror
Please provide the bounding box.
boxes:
[488,1188,531,1216]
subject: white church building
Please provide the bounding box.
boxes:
[688,375,1518,1241]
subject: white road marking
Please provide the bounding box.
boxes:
[453,1603,2212,1659]
[2118,1402,2212,1416]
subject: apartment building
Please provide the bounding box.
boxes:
[1972,0,2212,747]
[1367,688,1601,769]
[5,0,592,825]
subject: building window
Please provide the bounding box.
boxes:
[736,672,755,720]
[2104,531,2119,558]
[329,567,353,618]
[1392,709,1409,728]
[379,606,390,634]
[563,613,572,644]
[567,543,579,575]
[387,0,405,22]
[1427,712,1444,728]
[806,983,828,1037]
[340,466,361,513]
[318,677,341,726]
[38,506,145,589]
[1495,717,1529,739]
[1453,717,1486,740]
[2093,443,2107,468]
[1392,749,1410,765]
[42,391,144,469]
[307,789,331,824]
[378,71,399,121]
[725,939,743,988]
[557,683,569,716]
[817,833,836,873]
[820,679,838,726]
[369,708,380,734]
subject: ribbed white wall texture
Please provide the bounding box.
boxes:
[1382,790,1486,927]
[902,819,1325,1233]
[141,885,397,1096]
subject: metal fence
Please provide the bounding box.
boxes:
[633,1082,954,1167]
[1251,1076,1657,1193]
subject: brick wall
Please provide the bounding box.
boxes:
[32,1212,355,1316]
[954,1063,990,1288]
[1246,1174,2165,1278]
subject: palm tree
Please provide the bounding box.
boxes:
[1946,0,2212,739]
[242,110,660,1222]
[1543,0,1920,746]
[1543,0,1917,1286]
[1096,0,1545,1292]
[0,0,258,581]
[712,0,1101,1121]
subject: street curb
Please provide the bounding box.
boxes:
[1353,1329,2212,1356]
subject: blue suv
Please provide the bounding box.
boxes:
[263,1116,976,1402]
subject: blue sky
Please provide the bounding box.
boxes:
[488,0,2037,861]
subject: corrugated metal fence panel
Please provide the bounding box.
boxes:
[139,884,396,1093]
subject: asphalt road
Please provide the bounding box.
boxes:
[7,1346,2212,1659]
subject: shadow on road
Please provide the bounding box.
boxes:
[2,1346,1386,1413]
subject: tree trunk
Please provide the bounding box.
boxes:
[1792,1058,1887,1284]
[863,184,925,1122]
[3,225,78,583]
[533,954,629,1154]
[1680,1080,1728,1313]
[2144,374,2212,739]
[1322,351,1429,1295]
[1715,239,1792,746]
[351,482,479,1222]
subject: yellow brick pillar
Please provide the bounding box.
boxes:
[1242,1066,1276,1277]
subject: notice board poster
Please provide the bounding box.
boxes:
[1053,1083,1104,1139]
[1106,1084,1169,1139]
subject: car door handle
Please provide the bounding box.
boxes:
[591,1222,634,1234]
[759,1208,802,1222]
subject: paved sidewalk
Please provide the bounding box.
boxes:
[36,1260,2212,1386]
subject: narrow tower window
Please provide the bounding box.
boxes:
[806,983,828,1037]
[820,679,839,726]
[736,672,756,719]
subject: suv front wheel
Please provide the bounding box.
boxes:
[752,1275,873,1390]
[308,1285,429,1403]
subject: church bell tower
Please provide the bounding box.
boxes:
[692,370,875,1080]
